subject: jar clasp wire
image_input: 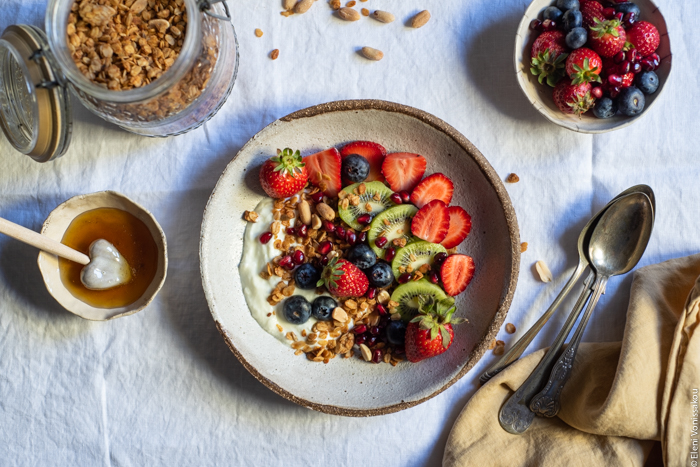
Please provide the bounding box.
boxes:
[198,0,231,21]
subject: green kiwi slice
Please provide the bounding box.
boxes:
[391,241,447,278]
[390,280,448,320]
[368,204,418,259]
[338,181,395,230]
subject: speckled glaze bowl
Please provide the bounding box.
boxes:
[515,0,671,133]
[200,100,520,416]
[37,191,168,321]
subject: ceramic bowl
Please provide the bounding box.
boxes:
[200,100,520,416]
[515,0,671,133]
[37,191,168,321]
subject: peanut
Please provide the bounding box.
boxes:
[411,10,431,28]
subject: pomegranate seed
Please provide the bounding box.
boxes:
[346,230,357,245]
[613,51,625,64]
[311,192,324,203]
[376,303,388,316]
[358,231,367,243]
[428,271,440,284]
[628,49,639,63]
[529,19,542,31]
[279,255,294,270]
[355,334,367,346]
[384,247,396,262]
[591,86,604,99]
[541,19,557,31]
[648,53,660,63]
[433,252,448,265]
[259,232,273,244]
[323,221,336,233]
[366,335,379,347]
[336,225,346,239]
[374,236,388,248]
[357,214,372,225]
[372,349,383,363]
[609,86,621,98]
[618,61,631,74]
[286,226,296,235]
[602,7,615,18]
[370,326,381,336]
[366,287,377,300]
[623,12,636,28]
[398,273,412,284]
[318,240,333,255]
[640,58,655,71]
[608,74,623,86]
[354,324,367,334]
[297,224,308,237]
[292,250,305,265]
[399,191,410,203]
[613,0,627,3]
[631,62,642,73]
[393,346,405,356]
[390,193,402,204]
[320,255,330,266]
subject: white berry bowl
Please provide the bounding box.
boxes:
[514,0,671,133]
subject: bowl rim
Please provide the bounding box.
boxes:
[200,99,521,416]
[514,0,672,134]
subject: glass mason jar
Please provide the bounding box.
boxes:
[45,0,238,136]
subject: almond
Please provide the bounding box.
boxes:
[371,10,395,23]
[360,46,383,61]
[337,7,361,21]
[411,10,431,28]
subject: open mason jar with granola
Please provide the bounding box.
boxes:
[0,0,238,162]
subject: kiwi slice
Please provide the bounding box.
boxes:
[391,241,447,278]
[368,204,418,259]
[390,280,447,320]
[338,181,395,230]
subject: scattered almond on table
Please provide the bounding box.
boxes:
[361,8,369,16]
[506,323,516,334]
[520,242,528,253]
[295,0,316,14]
[535,260,553,283]
[411,10,431,28]
[506,173,520,183]
[493,343,505,356]
[360,46,384,61]
[337,7,361,21]
[270,49,280,60]
[254,28,263,37]
[371,10,395,23]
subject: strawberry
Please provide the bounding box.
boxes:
[589,17,627,58]
[381,152,427,193]
[439,254,475,296]
[530,30,569,87]
[580,0,605,29]
[259,148,308,198]
[410,173,454,208]
[411,199,450,244]
[405,295,465,363]
[441,206,472,249]
[340,141,387,182]
[318,257,369,298]
[627,21,660,57]
[565,48,603,84]
[620,72,635,88]
[303,147,342,198]
[553,79,594,116]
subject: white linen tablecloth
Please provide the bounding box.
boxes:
[1,0,698,465]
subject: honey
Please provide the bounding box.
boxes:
[59,208,159,308]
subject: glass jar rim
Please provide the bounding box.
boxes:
[44,0,202,104]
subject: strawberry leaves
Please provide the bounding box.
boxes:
[410,295,466,349]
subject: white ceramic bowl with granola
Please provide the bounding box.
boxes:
[200,100,520,416]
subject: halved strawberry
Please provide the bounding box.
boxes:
[340,141,387,182]
[381,152,427,193]
[441,206,472,249]
[411,199,450,243]
[440,254,475,296]
[303,148,342,198]
[410,173,454,209]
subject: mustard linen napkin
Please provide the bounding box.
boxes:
[444,254,700,467]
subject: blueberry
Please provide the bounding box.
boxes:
[346,243,377,270]
[562,8,583,31]
[366,261,394,288]
[283,295,312,324]
[635,71,659,95]
[294,263,321,289]
[386,320,407,346]
[311,296,337,321]
[341,154,370,184]
[542,6,563,22]
[556,0,579,11]
[617,86,645,116]
[592,97,618,119]
[615,2,640,17]
[565,27,587,49]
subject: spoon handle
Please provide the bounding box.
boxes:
[480,262,587,385]
[529,276,608,418]
[0,217,90,265]
[498,271,595,435]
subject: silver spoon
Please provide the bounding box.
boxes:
[479,185,654,384]
[498,191,654,434]
[529,191,654,417]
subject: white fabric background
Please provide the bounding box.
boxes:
[0,0,698,465]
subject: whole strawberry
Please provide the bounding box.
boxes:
[259,148,308,198]
[566,48,602,84]
[580,0,605,28]
[530,30,569,87]
[627,21,660,57]
[405,296,466,363]
[318,257,369,297]
[553,79,595,116]
[589,17,627,58]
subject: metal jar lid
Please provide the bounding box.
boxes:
[0,24,72,162]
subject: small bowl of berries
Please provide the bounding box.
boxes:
[515,0,671,133]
